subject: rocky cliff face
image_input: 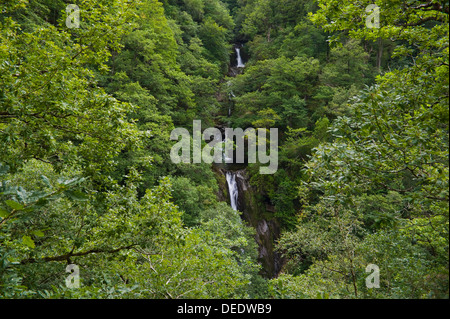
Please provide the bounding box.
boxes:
[214,166,283,278]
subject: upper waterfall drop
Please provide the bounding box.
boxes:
[236,47,245,68]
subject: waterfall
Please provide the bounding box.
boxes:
[226,81,235,117]
[222,168,282,278]
[222,137,233,164]
[229,93,234,116]
[226,171,239,211]
[226,46,244,116]
[219,43,282,278]
[236,47,245,68]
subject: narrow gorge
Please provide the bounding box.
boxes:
[214,46,283,279]
[222,169,282,278]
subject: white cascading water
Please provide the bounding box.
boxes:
[236,47,245,68]
[222,137,233,164]
[226,81,235,116]
[226,171,239,211]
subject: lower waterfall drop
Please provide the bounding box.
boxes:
[236,47,245,68]
[226,171,239,211]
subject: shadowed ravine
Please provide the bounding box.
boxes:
[222,169,282,278]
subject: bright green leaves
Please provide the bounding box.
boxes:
[0,0,263,300]
[0,165,87,233]
[0,208,9,219]
[0,0,142,176]
[309,0,449,52]
[0,0,28,13]
[114,201,258,299]
[320,80,449,208]
[61,0,142,68]
[21,230,44,249]
[4,200,24,211]
[261,0,450,299]
[22,236,35,249]
[31,230,44,238]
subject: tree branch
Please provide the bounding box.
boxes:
[398,15,446,27]
[20,244,136,264]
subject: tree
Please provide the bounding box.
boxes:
[0,0,142,179]
[270,0,449,299]
[320,39,372,89]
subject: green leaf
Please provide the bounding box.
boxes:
[16,187,28,204]
[63,177,86,187]
[0,207,9,218]
[65,190,89,202]
[22,235,35,249]
[40,175,52,187]
[32,230,45,237]
[5,200,24,210]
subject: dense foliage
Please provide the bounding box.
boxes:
[1,0,448,299]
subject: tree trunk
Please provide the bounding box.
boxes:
[377,37,383,71]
